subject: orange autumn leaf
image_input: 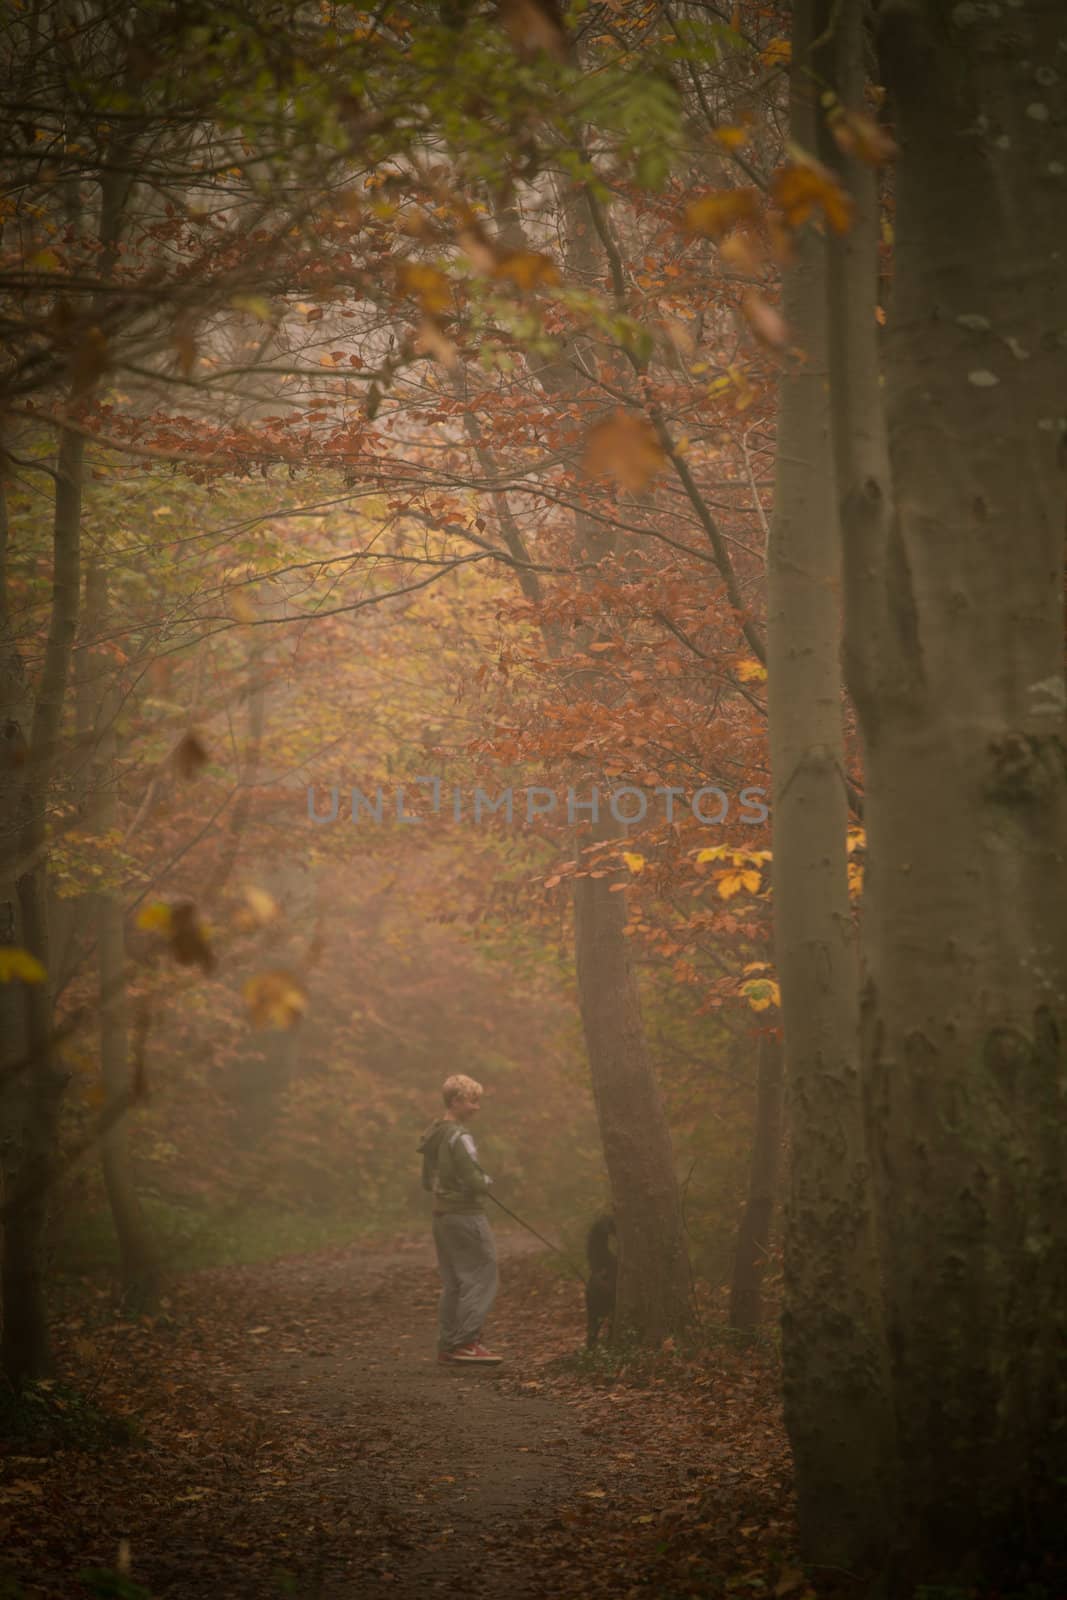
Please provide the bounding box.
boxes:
[396,261,451,314]
[719,228,765,272]
[771,161,853,234]
[413,315,460,370]
[830,108,898,166]
[136,902,172,934]
[760,37,791,69]
[581,411,666,492]
[683,187,761,239]
[498,0,567,61]
[458,227,499,274]
[491,250,560,289]
[741,291,789,348]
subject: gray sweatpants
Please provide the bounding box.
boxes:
[432,1212,498,1351]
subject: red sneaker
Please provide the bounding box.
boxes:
[438,1349,457,1364]
[449,1341,503,1364]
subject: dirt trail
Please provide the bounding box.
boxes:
[6,1232,651,1599]
[182,1230,605,1599]
[4,1229,796,1600]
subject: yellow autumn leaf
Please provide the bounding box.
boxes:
[696,844,732,863]
[760,37,791,68]
[0,946,46,983]
[728,363,756,410]
[230,293,272,321]
[771,160,853,235]
[716,868,761,899]
[622,852,645,874]
[136,902,172,934]
[713,124,749,150]
[234,886,281,931]
[736,658,767,683]
[740,977,781,1011]
[244,970,308,1030]
[847,827,866,854]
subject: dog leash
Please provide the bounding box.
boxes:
[441,1128,589,1283]
[485,1192,588,1285]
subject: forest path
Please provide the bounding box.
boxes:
[164,1228,616,1599]
[4,1229,798,1600]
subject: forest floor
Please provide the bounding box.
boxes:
[0,1229,825,1600]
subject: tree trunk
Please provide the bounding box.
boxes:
[572,809,692,1342]
[85,561,159,1311]
[489,187,693,1341]
[1,426,83,1385]
[729,1030,782,1332]
[765,0,893,1568]
[0,459,30,1271]
[825,1,1067,1586]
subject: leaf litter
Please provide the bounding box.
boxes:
[0,1233,853,1599]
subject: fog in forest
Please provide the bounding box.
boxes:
[1,2,1064,1598]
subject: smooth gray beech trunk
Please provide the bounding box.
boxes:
[766,0,894,1568]
[728,1030,782,1333]
[822,0,1067,1586]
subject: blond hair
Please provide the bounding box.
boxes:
[442,1073,484,1107]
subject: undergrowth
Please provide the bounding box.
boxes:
[0,1378,139,1454]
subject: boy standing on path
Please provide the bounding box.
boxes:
[417,1074,503,1366]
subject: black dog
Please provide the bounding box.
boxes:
[585,1215,617,1348]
